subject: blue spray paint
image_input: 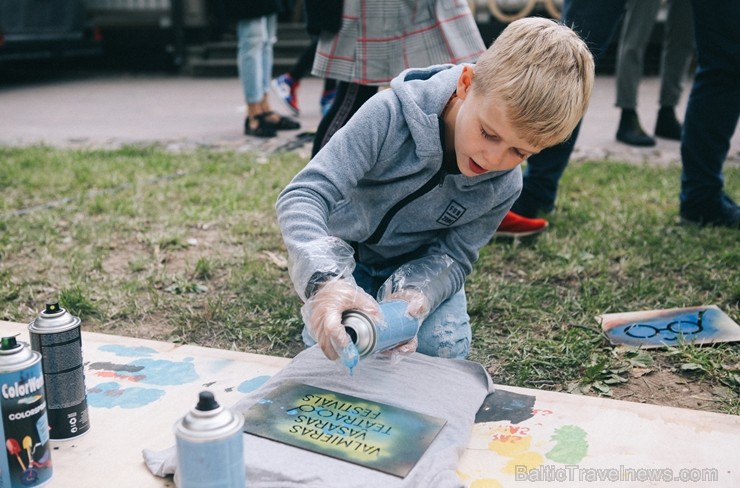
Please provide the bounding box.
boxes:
[237,375,270,393]
[98,344,158,357]
[87,381,165,409]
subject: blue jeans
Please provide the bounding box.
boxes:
[679,0,740,217]
[302,261,472,359]
[512,0,627,217]
[237,15,276,104]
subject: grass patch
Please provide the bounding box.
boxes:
[0,146,738,414]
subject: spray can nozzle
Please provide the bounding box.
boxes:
[195,391,220,411]
[1,336,20,351]
[44,303,62,314]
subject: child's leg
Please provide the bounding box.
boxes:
[415,287,471,360]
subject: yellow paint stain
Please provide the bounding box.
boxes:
[488,434,532,456]
[502,451,545,475]
[469,479,503,488]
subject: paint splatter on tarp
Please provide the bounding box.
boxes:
[87,381,165,409]
[475,389,536,424]
[88,358,198,385]
[545,425,588,463]
[238,375,271,393]
[98,344,158,357]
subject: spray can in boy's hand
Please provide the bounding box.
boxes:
[0,336,54,487]
[174,391,245,488]
[28,303,90,440]
[342,300,420,358]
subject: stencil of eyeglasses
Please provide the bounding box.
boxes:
[623,309,705,342]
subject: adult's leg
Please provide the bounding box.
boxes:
[679,0,740,226]
[265,15,277,91]
[288,38,319,81]
[238,17,277,137]
[658,0,694,108]
[615,0,660,110]
[311,81,378,157]
[512,0,628,217]
[237,18,267,108]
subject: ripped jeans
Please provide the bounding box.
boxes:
[301,261,471,359]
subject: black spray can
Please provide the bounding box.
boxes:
[0,336,54,487]
[28,303,90,440]
[174,391,246,488]
[342,300,421,358]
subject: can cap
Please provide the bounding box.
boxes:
[28,303,81,334]
[196,391,220,411]
[175,391,244,441]
[0,336,37,368]
[1,336,20,351]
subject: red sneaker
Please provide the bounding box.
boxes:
[495,211,549,237]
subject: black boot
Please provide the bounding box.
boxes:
[654,106,682,140]
[616,109,656,147]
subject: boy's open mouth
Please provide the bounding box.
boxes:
[469,158,486,175]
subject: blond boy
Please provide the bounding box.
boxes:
[276,18,594,368]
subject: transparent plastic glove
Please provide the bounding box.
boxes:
[375,292,428,363]
[287,237,357,301]
[301,278,381,371]
[377,254,455,314]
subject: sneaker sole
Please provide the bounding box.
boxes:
[270,79,300,117]
[494,225,549,238]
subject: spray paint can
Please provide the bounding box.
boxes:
[28,303,91,440]
[174,391,245,488]
[0,336,53,487]
[342,300,420,358]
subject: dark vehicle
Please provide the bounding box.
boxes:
[0,0,101,62]
[85,0,213,68]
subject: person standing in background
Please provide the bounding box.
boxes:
[271,0,342,118]
[309,0,486,157]
[614,0,694,147]
[511,0,738,229]
[224,0,300,138]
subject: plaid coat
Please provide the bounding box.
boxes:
[311,0,485,85]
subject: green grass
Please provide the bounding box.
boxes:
[1,145,738,414]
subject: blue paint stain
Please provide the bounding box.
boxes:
[87,381,165,409]
[238,375,271,393]
[99,344,158,357]
[124,358,198,385]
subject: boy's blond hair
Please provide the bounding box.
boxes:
[472,17,594,149]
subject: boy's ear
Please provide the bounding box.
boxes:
[456,65,475,99]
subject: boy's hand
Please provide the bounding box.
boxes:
[377,290,429,362]
[383,289,431,320]
[301,278,381,364]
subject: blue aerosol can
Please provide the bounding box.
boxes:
[0,336,53,487]
[174,391,245,488]
[342,300,420,358]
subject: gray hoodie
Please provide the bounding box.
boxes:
[276,64,522,311]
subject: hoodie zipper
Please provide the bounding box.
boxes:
[365,165,447,245]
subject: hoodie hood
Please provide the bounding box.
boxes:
[390,64,463,157]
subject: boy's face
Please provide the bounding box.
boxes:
[452,66,542,176]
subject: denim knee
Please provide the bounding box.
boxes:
[415,313,471,359]
[415,289,471,359]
